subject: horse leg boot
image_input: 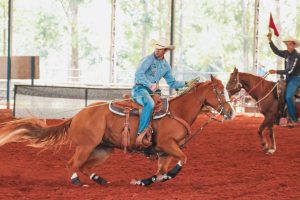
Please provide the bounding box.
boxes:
[129,154,172,187]
[68,145,97,187]
[155,155,174,182]
[155,141,187,182]
[79,146,114,185]
[130,155,173,186]
[156,155,173,175]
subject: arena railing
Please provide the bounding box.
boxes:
[13,85,132,119]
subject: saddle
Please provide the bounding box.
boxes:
[276,79,300,123]
[109,94,169,119]
[109,94,169,151]
[277,79,300,99]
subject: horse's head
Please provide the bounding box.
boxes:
[226,67,242,97]
[204,75,233,120]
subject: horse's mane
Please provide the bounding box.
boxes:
[239,72,275,85]
[169,80,211,102]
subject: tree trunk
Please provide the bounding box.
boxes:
[142,0,148,57]
[179,0,183,65]
[70,3,79,83]
[241,0,248,71]
[110,0,116,83]
[158,0,162,36]
[275,0,282,70]
[296,1,300,39]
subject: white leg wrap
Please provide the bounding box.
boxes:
[71,172,78,180]
[90,173,96,180]
[177,161,182,167]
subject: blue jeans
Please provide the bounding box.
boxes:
[285,76,300,122]
[132,85,154,134]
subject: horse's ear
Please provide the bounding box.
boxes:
[210,74,215,81]
[233,66,238,73]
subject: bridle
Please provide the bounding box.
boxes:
[179,81,230,148]
[210,82,228,116]
[227,72,243,93]
[228,71,270,103]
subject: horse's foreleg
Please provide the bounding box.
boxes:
[79,146,113,185]
[156,155,173,175]
[130,139,187,187]
[130,155,173,187]
[156,140,187,182]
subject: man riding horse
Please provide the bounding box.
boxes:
[267,32,300,126]
[132,38,187,147]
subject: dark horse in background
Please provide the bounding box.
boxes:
[0,76,233,187]
[226,67,300,154]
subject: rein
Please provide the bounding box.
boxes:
[170,82,227,148]
[178,106,223,148]
[231,72,270,103]
[254,82,278,105]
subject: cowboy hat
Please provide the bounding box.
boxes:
[151,37,175,50]
[282,36,300,48]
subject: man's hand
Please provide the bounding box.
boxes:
[267,32,272,42]
[150,84,158,92]
[269,69,277,74]
[185,77,199,87]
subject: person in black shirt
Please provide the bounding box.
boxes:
[267,32,300,125]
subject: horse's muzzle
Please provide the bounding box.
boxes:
[222,109,234,120]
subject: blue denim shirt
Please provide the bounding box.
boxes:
[134,53,185,89]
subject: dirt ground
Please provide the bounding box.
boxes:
[0,110,299,200]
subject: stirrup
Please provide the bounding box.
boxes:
[136,129,152,148]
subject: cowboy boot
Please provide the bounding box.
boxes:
[136,127,152,148]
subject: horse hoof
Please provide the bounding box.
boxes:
[130,179,138,185]
[266,149,276,155]
[156,174,164,182]
[262,147,269,153]
[130,179,145,186]
[92,175,109,185]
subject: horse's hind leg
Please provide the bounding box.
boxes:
[79,146,114,185]
[258,118,269,152]
[267,124,276,154]
[67,145,97,186]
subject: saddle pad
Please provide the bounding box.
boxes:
[109,98,169,120]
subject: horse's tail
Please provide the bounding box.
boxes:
[0,118,72,149]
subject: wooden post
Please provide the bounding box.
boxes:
[6,0,13,109]
[169,0,175,95]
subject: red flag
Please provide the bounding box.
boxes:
[269,13,279,36]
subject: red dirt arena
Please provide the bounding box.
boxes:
[0,109,299,200]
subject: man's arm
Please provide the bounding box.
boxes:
[269,41,286,58]
[135,56,154,88]
[269,59,297,75]
[163,62,185,89]
[267,32,285,58]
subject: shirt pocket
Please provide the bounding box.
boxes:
[149,63,157,77]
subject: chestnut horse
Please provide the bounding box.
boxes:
[0,76,233,187]
[226,67,296,154]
